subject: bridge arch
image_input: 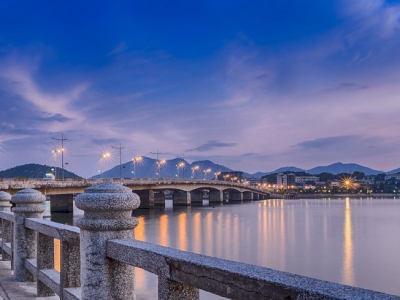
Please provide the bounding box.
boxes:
[223,188,243,202]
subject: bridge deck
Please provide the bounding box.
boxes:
[0,257,59,300]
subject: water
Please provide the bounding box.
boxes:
[48,198,400,298]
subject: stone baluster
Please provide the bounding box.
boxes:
[11,188,46,282]
[75,182,140,300]
[0,191,12,261]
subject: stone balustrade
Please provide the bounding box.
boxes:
[0,184,398,300]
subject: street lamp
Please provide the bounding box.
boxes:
[100,151,111,178]
[156,159,166,178]
[52,148,63,180]
[132,156,142,178]
[191,165,199,179]
[203,168,211,180]
[177,162,185,178]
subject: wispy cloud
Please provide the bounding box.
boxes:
[294,135,362,149]
[187,140,237,152]
[339,0,400,38]
[0,54,88,129]
[108,41,127,56]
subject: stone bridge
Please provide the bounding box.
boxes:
[0,178,270,212]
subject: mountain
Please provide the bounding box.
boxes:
[2,161,389,180]
[306,162,383,175]
[270,166,305,174]
[91,157,233,179]
[248,172,269,178]
[387,168,400,174]
[0,163,82,179]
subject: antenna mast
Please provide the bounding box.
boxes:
[112,143,124,182]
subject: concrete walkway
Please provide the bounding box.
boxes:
[0,259,59,300]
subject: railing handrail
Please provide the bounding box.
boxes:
[106,238,400,300]
[25,218,80,240]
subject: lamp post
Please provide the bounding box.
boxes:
[51,133,66,181]
[203,168,211,180]
[191,165,199,179]
[132,156,142,178]
[177,162,185,179]
[52,149,58,180]
[100,152,111,178]
[52,148,64,180]
[156,159,166,178]
[112,143,124,182]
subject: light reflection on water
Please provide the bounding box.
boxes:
[49,198,400,299]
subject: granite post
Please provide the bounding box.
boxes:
[0,191,12,261]
[75,182,140,300]
[11,188,46,281]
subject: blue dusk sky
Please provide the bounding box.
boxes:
[1,0,400,177]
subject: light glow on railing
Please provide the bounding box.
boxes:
[54,239,61,272]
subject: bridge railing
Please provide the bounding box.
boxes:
[0,184,396,299]
[0,178,270,196]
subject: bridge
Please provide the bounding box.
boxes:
[0,178,270,212]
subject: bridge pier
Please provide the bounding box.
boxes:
[134,190,154,208]
[230,191,243,201]
[154,191,166,206]
[50,194,74,213]
[209,190,223,203]
[173,191,191,206]
[253,193,260,200]
[243,191,253,201]
[190,190,203,205]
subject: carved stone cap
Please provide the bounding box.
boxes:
[0,191,11,202]
[0,191,12,210]
[11,188,46,214]
[75,182,140,212]
[11,188,46,204]
[75,182,140,231]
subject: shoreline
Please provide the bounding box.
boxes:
[270,193,400,199]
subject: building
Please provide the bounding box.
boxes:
[361,175,376,184]
[295,176,320,183]
[216,171,244,182]
[248,177,260,186]
[385,174,400,181]
[277,173,295,188]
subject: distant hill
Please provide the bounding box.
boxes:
[248,172,269,178]
[306,162,383,175]
[0,163,82,179]
[92,159,389,179]
[387,168,400,174]
[3,161,389,180]
[270,166,305,174]
[91,157,233,179]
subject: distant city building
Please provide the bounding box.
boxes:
[277,173,295,188]
[331,181,340,187]
[361,175,376,184]
[217,171,244,182]
[295,176,320,183]
[385,174,400,181]
[248,177,260,185]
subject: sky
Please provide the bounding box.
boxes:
[1,0,400,178]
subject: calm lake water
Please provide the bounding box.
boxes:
[49,197,400,299]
